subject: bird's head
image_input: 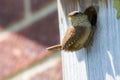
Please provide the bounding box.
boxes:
[68,11,89,27]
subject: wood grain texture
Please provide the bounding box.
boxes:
[57,0,120,80]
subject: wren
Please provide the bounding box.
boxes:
[47,6,97,51]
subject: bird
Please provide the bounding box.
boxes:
[47,6,97,52]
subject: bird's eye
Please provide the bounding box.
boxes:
[74,13,79,15]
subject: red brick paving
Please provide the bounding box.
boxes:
[31,0,55,12]
[0,10,60,80]
[0,0,61,80]
[31,61,62,80]
[18,11,60,47]
[0,0,24,27]
[0,34,55,79]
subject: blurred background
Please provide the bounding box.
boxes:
[0,0,62,80]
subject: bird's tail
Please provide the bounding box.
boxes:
[46,44,62,51]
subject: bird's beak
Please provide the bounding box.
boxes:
[68,14,73,18]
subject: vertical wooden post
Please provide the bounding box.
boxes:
[57,0,120,80]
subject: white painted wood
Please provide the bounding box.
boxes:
[57,0,120,80]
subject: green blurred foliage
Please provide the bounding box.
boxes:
[113,0,120,19]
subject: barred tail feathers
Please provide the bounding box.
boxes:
[47,44,62,51]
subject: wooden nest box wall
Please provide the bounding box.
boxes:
[57,0,120,80]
